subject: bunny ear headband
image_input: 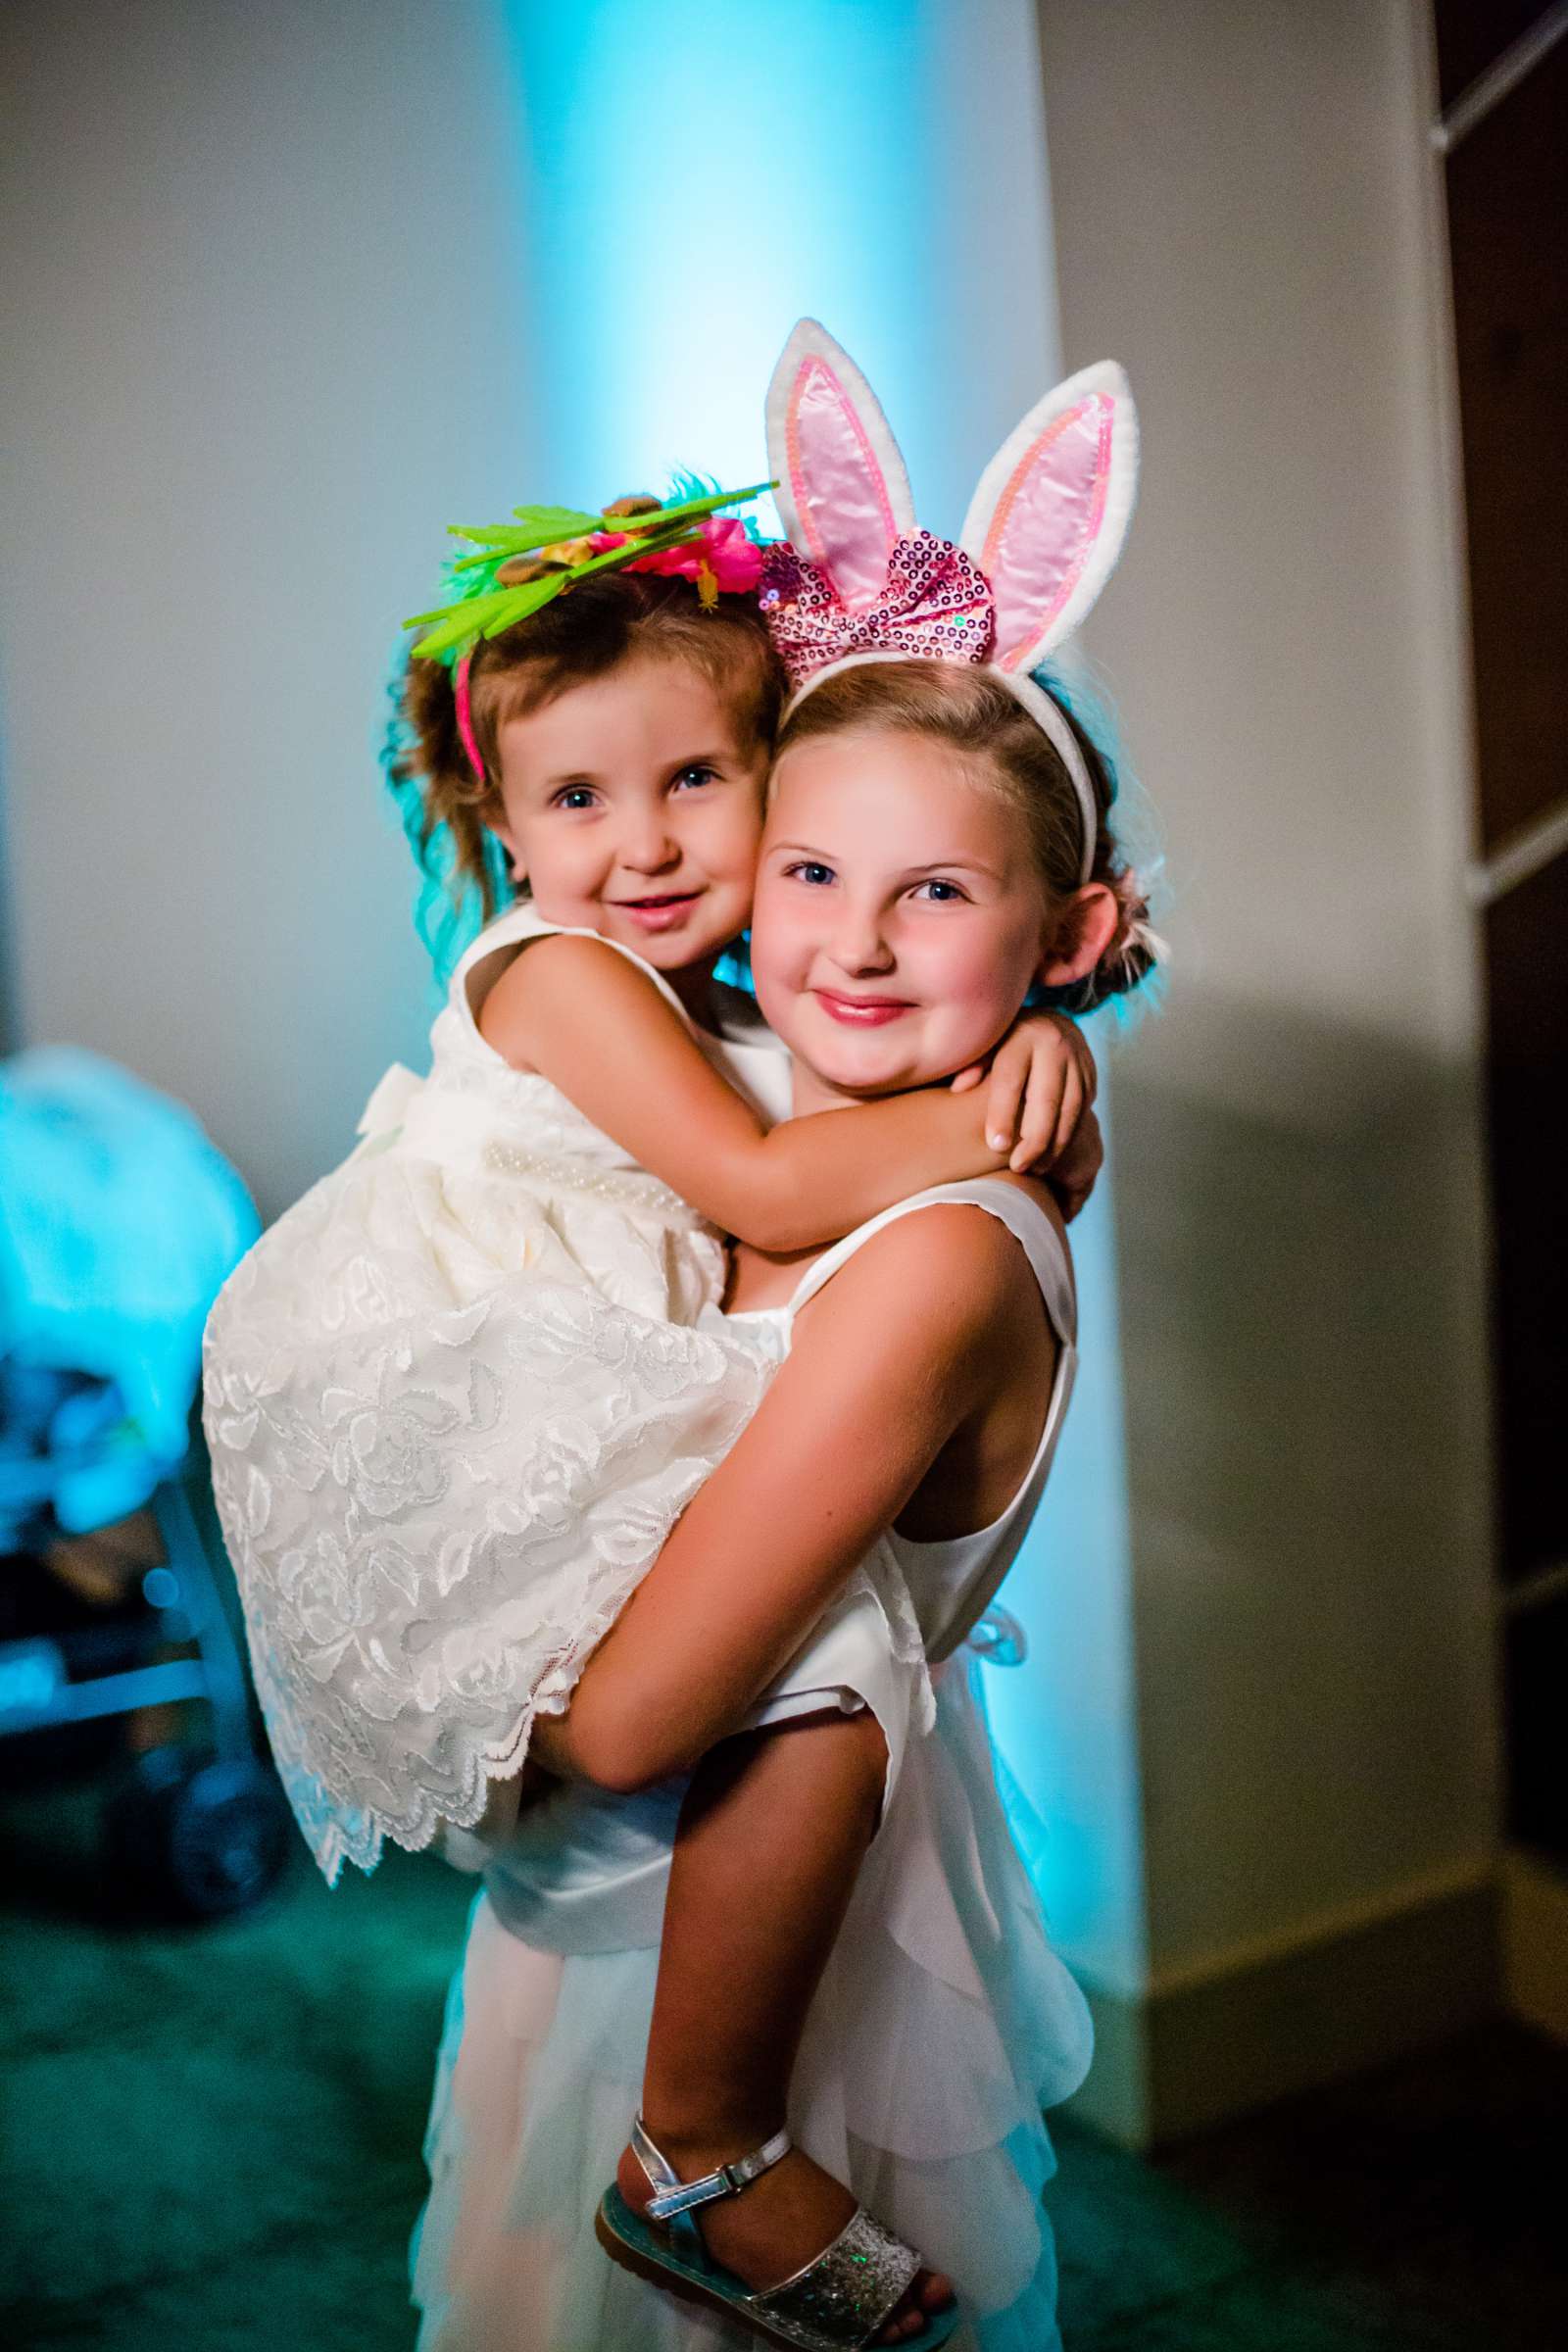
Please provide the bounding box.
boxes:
[758,319,1139,887]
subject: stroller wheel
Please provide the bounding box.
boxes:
[103,1746,292,1918]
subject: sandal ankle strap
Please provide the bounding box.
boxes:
[633,2116,793,2223]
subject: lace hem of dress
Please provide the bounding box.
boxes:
[258,1551,928,1887]
[252,1558,659,1886]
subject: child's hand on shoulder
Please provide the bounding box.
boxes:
[951,1012,1099,1199]
[1044,1103,1102,1224]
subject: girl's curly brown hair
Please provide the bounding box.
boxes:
[391,505,788,933]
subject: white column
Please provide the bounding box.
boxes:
[1037,0,1500,2137]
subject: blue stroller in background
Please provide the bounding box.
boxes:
[0,1048,291,1916]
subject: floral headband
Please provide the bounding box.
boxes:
[756,320,1140,890]
[404,480,772,784]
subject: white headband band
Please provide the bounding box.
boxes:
[784,654,1099,890]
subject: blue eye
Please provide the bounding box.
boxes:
[913,878,967,904]
[553,785,598,811]
[672,764,718,792]
[785,860,835,887]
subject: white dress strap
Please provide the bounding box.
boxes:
[786,1176,1076,1349]
[451,901,696,1044]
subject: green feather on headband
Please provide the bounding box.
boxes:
[404,479,775,663]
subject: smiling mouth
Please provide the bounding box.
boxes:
[813,989,914,1027]
[612,890,704,929]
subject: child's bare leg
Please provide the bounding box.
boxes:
[616,1711,952,2343]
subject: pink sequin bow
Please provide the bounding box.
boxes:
[758,529,997,691]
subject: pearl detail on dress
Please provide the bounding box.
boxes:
[481,1139,710,1230]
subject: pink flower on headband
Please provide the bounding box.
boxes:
[592,515,764,595]
[758,530,996,691]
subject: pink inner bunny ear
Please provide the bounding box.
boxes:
[765,320,915,612]
[960,363,1138,672]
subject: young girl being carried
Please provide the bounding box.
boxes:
[202,352,1105,2342]
[412,325,1155,2351]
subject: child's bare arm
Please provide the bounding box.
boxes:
[481,934,1018,1252]
[533,1203,1042,1789]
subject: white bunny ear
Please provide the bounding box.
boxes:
[765,319,916,612]
[960,362,1138,673]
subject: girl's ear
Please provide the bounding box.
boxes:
[765,319,916,612]
[960,362,1138,676]
[486,811,524,882]
[1037,882,1119,990]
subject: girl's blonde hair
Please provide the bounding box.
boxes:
[774,662,1154,1013]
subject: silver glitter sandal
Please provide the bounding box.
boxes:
[595,2116,957,2351]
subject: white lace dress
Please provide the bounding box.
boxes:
[201,903,789,1883]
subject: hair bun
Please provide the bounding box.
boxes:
[1070,865,1162,1013]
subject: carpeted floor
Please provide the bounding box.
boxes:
[2,1774,1564,2350]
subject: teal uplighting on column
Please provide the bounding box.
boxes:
[503,1,941,509]
[500,0,1064,534]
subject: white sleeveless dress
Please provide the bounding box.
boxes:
[411,1181,1095,2352]
[202,902,808,1883]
